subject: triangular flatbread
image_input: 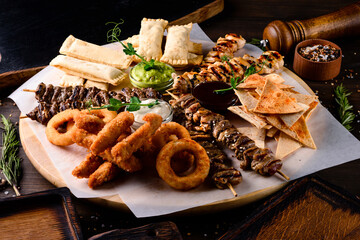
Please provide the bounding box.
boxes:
[234,89,258,110]
[266,115,316,149]
[253,80,304,114]
[228,105,268,129]
[276,132,303,159]
[237,127,266,148]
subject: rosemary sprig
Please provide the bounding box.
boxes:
[0,114,21,196]
[334,84,355,131]
[214,56,264,94]
[90,96,159,112]
[106,21,155,70]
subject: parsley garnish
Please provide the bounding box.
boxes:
[334,84,355,131]
[106,21,155,71]
[214,56,264,94]
[90,96,159,112]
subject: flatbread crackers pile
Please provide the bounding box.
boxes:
[228,73,319,159]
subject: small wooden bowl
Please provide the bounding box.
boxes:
[293,39,342,81]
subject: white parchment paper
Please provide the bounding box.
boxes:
[9,24,360,217]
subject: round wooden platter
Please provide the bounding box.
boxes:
[19,67,313,215]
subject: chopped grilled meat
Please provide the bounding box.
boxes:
[26,83,162,125]
[171,94,283,177]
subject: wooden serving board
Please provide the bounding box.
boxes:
[19,67,310,213]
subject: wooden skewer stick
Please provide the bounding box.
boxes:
[277,170,290,181]
[22,89,36,92]
[19,116,28,119]
[227,183,237,197]
[165,90,179,100]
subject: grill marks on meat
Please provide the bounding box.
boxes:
[171,94,282,177]
[27,83,161,125]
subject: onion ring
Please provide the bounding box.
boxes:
[45,109,80,146]
[151,122,191,151]
[156,138,210,190]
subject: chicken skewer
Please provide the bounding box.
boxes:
[171,50,284,95]
[170,94,288,180]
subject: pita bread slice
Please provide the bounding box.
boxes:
[237,126,266,148]
[264,73,285,84]
[266,127,278,137]
[276,132,303,159]
[228,105,267,129]
[237,74,294,89]
[234,89,258,110]
[280,103,309,128]
[266,115,316,149]
[253,80,304,114]
[284,92,319,120]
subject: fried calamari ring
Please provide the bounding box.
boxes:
[45,109,80,146]
[74,112,105,134]
[151,122,191,151]
[80,109,117,124]
[156,139,210,190]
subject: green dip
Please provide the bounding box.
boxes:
[130,61,175,86]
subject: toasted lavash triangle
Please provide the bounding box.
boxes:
[228,105,268,129]
[280,102,310,128]
[276,132,303,159]
[266,115,316,149]
[237,126,266,148]
[253,79,304,114]
[237,74,294,89]
[234,89,258,110]
[284,91,319,120]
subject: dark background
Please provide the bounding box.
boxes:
[1,0,359,239]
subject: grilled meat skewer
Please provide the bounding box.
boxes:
[26,83,161,125]
[171,94,283,177]
[172,51,284,95]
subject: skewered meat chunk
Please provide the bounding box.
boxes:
[172,50,284,95]
[171,94,283,177]
[26,83,162,125]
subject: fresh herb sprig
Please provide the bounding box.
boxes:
[106,21,155,70]
[214,56,264,94]
[90,96,159,112]
[248,38,268,51]
[0,114,21,196]
[334,84,355,131]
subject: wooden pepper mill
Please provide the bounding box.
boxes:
[263,1,360,54]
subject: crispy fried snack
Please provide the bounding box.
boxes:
[88,161,121,189]
[45,109,80,146]
[72,153,104,178]
[150,122,191,151]
[90,111,134,155]
[156,138,210,190]
[111,113,162,168]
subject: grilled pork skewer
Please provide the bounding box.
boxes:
[24,83,161,125]
[184,125,242,191]
[171,51,284,95]
[170,94,287,179]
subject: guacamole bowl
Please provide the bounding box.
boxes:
[129,61,175,91]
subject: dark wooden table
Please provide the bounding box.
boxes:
[1,0,359,239]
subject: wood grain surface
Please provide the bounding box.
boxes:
[219,177,360,240]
